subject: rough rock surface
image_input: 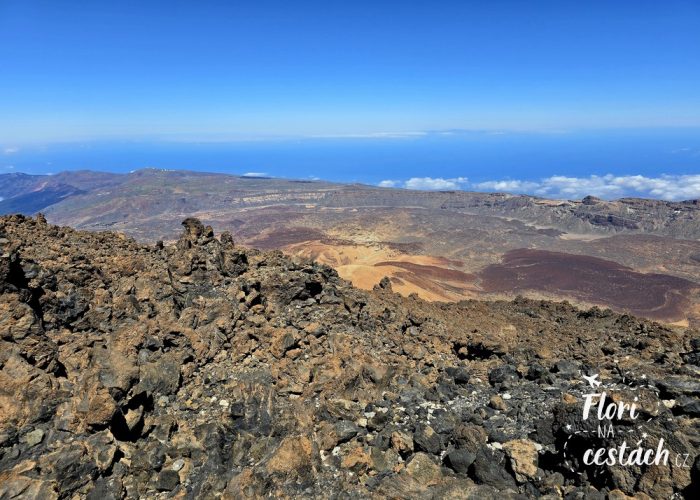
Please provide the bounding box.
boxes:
[0,215,698,498]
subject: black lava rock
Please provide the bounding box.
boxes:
[335,420,361,444]
[445,449,476,474]
[674,396,700,417]
[526,363,548,381]
[470,450,517,490]
[552,360,580,379]
[445,366,470,384]
[488,364,520,387]
[413,424,442,455]
[155,469,180,491]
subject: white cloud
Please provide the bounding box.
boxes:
[378,180,399,188]
[378,174,700,201]
[473,179,539,192]
[530,174,700,201]
[241,172,269,178]
[311,131,428,139]
[671,147,700,157]
[3,147,19,155]
[404,177,468,190]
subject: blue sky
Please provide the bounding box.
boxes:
[1,1,699,199]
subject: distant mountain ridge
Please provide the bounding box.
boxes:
[1,168,699,238]
[1,168,699,325]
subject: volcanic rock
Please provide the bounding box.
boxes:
[0,215,697,498]
[445,448,476,474]
[405,452,442,486]
[413,424,442,454]
[503,439,539,482]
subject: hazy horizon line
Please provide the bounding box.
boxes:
[3,166,699,203]
[3,125,700,148]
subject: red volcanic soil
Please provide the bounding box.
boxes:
[479,249,698,321]
[375,261,476,282]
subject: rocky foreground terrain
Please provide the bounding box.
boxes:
[1,214,699,498]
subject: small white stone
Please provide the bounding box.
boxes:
[219,399,229,407]
[171,459,185,471]
[502,393,512,400]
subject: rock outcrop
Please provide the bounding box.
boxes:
[0,215,698,498]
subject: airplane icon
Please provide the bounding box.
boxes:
[583,374,601,388]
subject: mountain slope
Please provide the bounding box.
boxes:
[1,169,700,325]
[0,215,698,497]
[0,183,85,214]
[2,169,699,239]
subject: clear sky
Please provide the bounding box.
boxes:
[1,0,699,141]
[1,1,699,200]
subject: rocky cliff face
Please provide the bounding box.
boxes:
[0,215,698,498]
